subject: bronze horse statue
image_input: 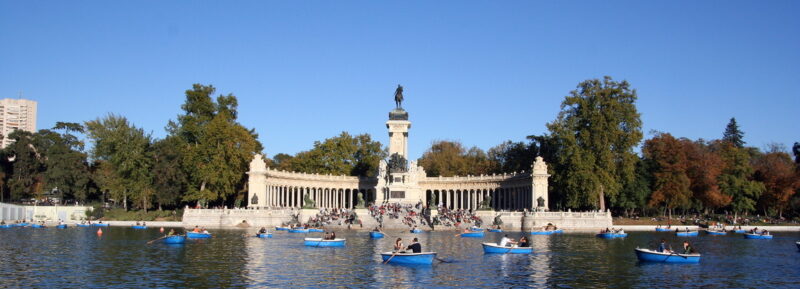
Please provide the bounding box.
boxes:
[394,85,403,109]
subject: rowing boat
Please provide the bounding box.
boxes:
[596,232,627,239]
[743,233,773,239]
[304,238,346,247]
[530,229,563,235]
[634,248,700,263]
[460,231,484,238]
[370,231,384,239]
[257,233,272,238]
[186,232,212,239]
[481,243,532,254]
[675,231,698,237]
[380,252,436,264]
[163,235,187,244]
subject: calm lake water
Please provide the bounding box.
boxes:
[1,227,799,288]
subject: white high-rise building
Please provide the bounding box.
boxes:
[0,99,37,148]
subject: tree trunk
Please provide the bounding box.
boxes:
[599,186,606,211]
[668,207,672,220]
[200,181,207,208]
[123,190,127,211]
[143,194,147,213]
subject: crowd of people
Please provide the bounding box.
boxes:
[304,208,358,228]
[432,206,482,228]
[368,203,430,228]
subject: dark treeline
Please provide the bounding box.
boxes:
[0,84,262,211]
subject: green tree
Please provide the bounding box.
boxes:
[547,76,643,210]
[4,130,46,201]
[85,114,155,211]
[284,132,386,177]
[723,118,745,148]
[487,140,534,174]
[644,133,692,218]
[151,136,188,210]
[38,124,91,203]
[168,84,263,207]
[418,140,496,177]
[611,157,651,217]
[714,141,764,218]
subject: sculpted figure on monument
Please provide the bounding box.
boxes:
[479,195,491,210]
[394,84,404,109]
[537,196,545,208]
[302,193,315,209]
[356,192,366,209]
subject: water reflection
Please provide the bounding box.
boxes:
[1,228,799,288]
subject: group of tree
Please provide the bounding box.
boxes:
[2,78,797,219]
[0,84,262,211]
[413,77,800,219]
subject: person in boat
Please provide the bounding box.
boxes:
[462,227,471,234]
[193,226,201,233]
[405,237,422,253]
[617,229,625,234]
[682,241,695,254]
[98,221,103,224]
[142,221,147,226]
[258,227,268,234]
[394,238,404,252]
[373,226,381,232]
[657,239,669,253]
[761,229,769,235]
[499,234,517,247]
[167,229,176,236]
[201,228,209,234]
[135,221,140,226]
[518,236,529,247]
[330,231,336,239]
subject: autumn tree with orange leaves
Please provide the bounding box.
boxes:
[644,133,692,218]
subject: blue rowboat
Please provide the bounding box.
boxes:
[275,226,290,231]
[289,228,309,233]
[186,232,212,239]
[163,235,186,244]
[56,224,68,229]
[635,248,700,263]
[676,231,698,237]
[655,228,672,232]
[370,231,385,239]
[381,252,437,265]
[76,224,90,227]
[482,243,533,254]
[488,229,503,233]
[309,228,324,233]
[460,231,484,238]
[92,223,109,227]
[132,226,147,229]
[30,224,45,228]
[18,223,30,227]
[410,229,421,233]
[0,225,11,228]
[470,227,484,232]
[257,233,272,238]
[531,229,563,235]
[744,233,773,239]
[304,238,346,247]
[596,232,627,239]
[734,229,746,233]
[706,230,726,235]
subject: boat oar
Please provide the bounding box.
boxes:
[435,257,452,263]
[383,251,399,264]
[147,235,167,245]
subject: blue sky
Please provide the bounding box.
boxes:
[1,1,798,160]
